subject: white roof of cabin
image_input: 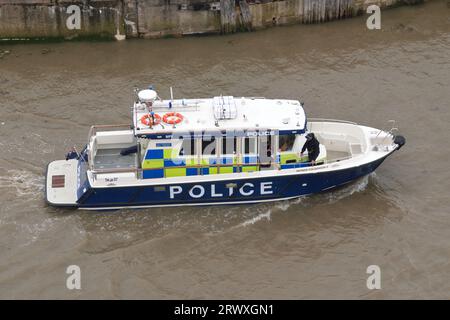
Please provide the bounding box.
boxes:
[133,96,306,136]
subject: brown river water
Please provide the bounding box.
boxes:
[0,1,449,299]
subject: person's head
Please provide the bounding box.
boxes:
[306,133,315,141]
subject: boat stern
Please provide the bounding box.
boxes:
[45,159,79,207]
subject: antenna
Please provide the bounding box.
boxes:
[169,87,174,109]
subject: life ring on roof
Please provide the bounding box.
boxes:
[140,113,161,126]
[163,112,183,125]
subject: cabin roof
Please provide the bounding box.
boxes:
[133,96,306,138]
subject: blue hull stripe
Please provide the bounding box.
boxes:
[76,155,390,209]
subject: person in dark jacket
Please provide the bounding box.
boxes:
[301,133,320,165]
[65,147,78,161]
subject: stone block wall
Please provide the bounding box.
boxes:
[0,0,426,40]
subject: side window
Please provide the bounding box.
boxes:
[243,137,257,154]
[222,137,237,155]
[279,134,296,152]
[179,139,195,156]
[202,136,216,156]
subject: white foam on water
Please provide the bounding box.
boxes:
[275,200,292,212]
[274,196,307,211]
[229,176,372,225]
[323,175,371,204]
[0,169,45,198]
[216,198,306,232]
[237,209,272,228]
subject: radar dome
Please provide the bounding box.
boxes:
[138,89,158,103]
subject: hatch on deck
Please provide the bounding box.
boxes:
[213,96,237,120]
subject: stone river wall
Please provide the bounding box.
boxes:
[0,0,426,40]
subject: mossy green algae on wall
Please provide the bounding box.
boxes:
[0,0,427,41]
[0,0,123,41]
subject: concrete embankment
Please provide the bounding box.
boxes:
[0,0,426,41]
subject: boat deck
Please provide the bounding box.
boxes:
[91,149,349,172]
[93,148,137,170]
[326,150,350,162]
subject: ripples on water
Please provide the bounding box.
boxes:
[0,169,44,198]
[0,91,383,253]
[73,174,378,256]
[0,1,449,298]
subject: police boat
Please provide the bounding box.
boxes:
[45,87,405,210]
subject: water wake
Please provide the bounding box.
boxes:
[233,175,372,227]
[0,169,44,198]
[238,209,272,227]
[321,175,371,204]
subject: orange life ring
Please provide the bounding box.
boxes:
[163,112,183,125]
[140,113,161,126]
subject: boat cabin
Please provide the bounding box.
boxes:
[87,89,333,180]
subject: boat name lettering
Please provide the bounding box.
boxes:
[169,182,273,199]
[246,131,274,137]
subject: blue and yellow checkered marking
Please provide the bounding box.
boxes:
[144,148,177,160]
[142,149,262,179]
[164,159,186,167]
[142,147,319,178]
[186,168,198,176]
[142,169,164,179]
[145,149,164,160]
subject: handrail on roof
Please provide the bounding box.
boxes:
[86,124,134,170]
[307,118,358,125]
[87,123,132,140]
